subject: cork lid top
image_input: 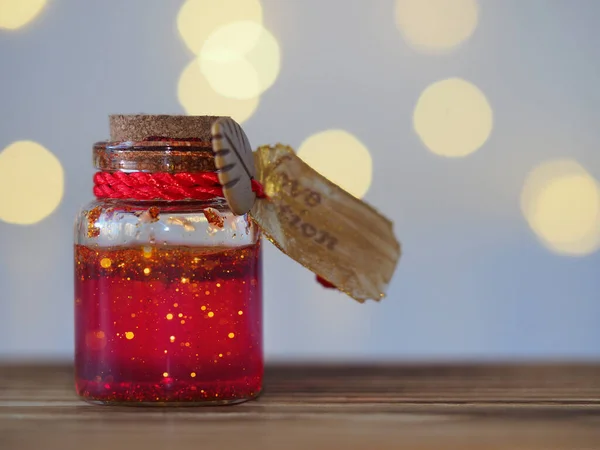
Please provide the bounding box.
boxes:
[109,115,226,142]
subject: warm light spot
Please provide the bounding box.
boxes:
[85,331,107,350]
[143,267,151,275]
[413,78,493,157]
[205,290,211,295]
[130,313,136,318]
[170,335,176,343]
[181,320,186,324]
[163,372,169,378]
[174,303,179,308]
[0,0,47,30]
[0,141,64,225]
[199,21,281,100]
[181,277,189,284]
[228,332,235,339]
[219,353,223,358]
[185,342,191,347]
[297,130,373,198]
[238,310,243,316]
[164,350,168,354]
[216,283,221,288]
[395,0,479,52]
[208,312,215,318]
[100,258,112,269]
[190,372,197,378]
[178,313,183,318]
[142,246,153,258]
[178,58,259,124]
[521,159,600,256]
[166,313,174,320]
[201,305,207,311]
[125,332,135,340]
[177,0,263,54]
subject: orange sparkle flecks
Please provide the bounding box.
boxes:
[238,310,243,315]
[191,372,196,378]
[178,313,183,318]
[169,335,176,343]
[228,332,235,339]
[166,313,173,320]
[100,258,112,268]
[201,305,207,311]
[208,312,214,318]
[143,267,151,275]
[87,206,102,238]
[125,331,135,340]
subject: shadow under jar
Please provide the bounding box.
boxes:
[74,125,263,406]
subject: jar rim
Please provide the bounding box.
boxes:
[93,140,216,173]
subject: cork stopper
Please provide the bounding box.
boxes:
[109,115,226,142]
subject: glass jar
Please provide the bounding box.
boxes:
[74,130,263,405]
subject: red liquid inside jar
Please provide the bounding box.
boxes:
[74,243,262,405]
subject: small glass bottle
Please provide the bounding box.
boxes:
[74,116,263,405]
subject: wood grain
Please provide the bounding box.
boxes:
[1,363,599,450]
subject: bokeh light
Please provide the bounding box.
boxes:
[297,130,373,199]
[521,159,600,256]
[413,77,493,157]
[395,0,479,52]
[0,0,47,30]
[199,21,281,100]
[178,58,259,124]
[0,141,64,225]
[177,0,263,55]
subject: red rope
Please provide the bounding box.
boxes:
[93,171,267,201]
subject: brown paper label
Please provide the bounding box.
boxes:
[250,144,401,303]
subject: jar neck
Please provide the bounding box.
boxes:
[93,140,216,173]
[93,140,222,202]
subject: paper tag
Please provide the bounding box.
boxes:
[250,144,401,303]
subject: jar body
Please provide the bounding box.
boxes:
[74,198,262,405]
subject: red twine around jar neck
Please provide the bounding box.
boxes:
[93,171,267,201]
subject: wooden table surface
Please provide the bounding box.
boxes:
[1,363,600,449]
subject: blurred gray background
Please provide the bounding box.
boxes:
[1,0,599,361]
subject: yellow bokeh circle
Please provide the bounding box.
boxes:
[0,0,47,30]
[177,0,263,55]
[0,141,64,225]
[395,0,479,52]
[200,21,281,100]
[178,58,259,124]
[521,159,600,256]
[413,77,493,157]
[297,130,373,199]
